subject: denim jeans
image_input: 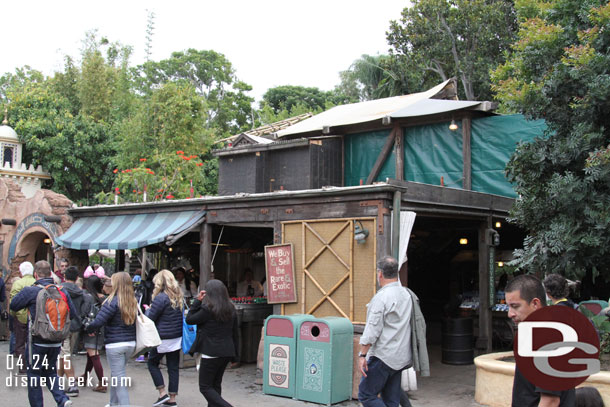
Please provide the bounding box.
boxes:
[147,347,180,394]
[358,356,403,407]
[106,344,136,406]
[199,356,233,407]
[400,390,413,407]
[26,343,69,407]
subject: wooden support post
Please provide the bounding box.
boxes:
[115,250,125,273]
[477,218,493,352]
[141,248,147,276]
[462,116,472,190]
[392,191,401,260]
[394,125,404,181]
[366,129,396,185]
[199,222,212,290]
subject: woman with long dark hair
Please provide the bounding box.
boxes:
[81,275,107,392]
[85,272,137,407]
[186,279,239,407]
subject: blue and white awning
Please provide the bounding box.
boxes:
[55,210,206,250]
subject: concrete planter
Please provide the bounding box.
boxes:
[474,352,610,407]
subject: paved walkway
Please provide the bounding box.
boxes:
[0,341,487,406]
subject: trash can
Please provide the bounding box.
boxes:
[441,317,474,365]
[295,317,353,405]
[263,314,313,398]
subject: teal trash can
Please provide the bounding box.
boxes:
[263,314,313,398]
[295,317,353,405]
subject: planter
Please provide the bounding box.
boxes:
[474,352,610,407]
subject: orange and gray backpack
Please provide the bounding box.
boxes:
[31,284,71,342]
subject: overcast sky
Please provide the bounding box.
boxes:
[1,1,408,101]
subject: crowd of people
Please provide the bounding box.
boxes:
[1,256,608,407]
[2,259,239,407]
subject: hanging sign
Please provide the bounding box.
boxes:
[265,243,297,304]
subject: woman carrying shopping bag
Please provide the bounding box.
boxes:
[144,269,184,407]
[186,279,239,407]
[85,272,137,407]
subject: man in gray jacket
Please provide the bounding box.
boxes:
[358,256,413,407]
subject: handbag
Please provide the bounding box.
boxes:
[133,306,161,357]
[182,300,196,354]
[401,367,418,392]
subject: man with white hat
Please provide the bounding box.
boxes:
[10,261,35,375]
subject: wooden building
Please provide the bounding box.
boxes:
[55,80,547,352]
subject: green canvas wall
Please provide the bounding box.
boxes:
[343,114,546,197]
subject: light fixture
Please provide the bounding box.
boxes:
[168,247,173,253]
[495,221,502,228]
[449,120,459,131]
[497,261,504,267]
[43,238,51,244]
[354,220,369,244]
[459,238,468,245]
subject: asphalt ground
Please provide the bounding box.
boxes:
[0,341,486,406]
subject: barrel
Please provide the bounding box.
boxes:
[441,317,474,365]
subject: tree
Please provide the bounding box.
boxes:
[109,81,219,200]
[492,0,610,281]
[115,81,210,167]
[0,67,44,103]
[5,80,116,204]
[98,150,216,204]
[387,0,517,100]
[133,49,254,135]
[335,54,428,101]
[261,85,338,114]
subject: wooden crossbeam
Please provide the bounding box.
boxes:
[303,221,350,270]
[305,270,350,316]
[366,129,396,185]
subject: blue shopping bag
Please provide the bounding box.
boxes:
[182,316,196,354]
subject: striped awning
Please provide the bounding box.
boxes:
[55,210,206,250]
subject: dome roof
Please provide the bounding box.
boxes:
[0,124,19,142]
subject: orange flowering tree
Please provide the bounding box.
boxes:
[97,150,216,203]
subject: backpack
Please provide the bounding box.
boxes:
[31,284,71,342]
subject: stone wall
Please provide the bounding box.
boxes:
[0,178,86,277]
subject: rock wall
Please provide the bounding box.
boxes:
[0,178,87,276]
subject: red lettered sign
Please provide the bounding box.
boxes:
[265,243,297,304]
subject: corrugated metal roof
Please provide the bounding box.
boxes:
[275,80,483,138]
[217,112,314,143]
[240,134,273,144]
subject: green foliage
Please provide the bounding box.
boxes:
[261,85,337,115]
[496,0,610,280]
[132,49,254,135]
[114,82,210,166]
[578,305,610,354]
[5,79,115,205]
[336,54,427,101]
[387,0,517,100]
[99,150,215,203]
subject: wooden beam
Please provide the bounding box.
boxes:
[199,222,212,290]
[365,129,396,185]
[462,116,472,190]
[394,125,404,181]
[115,250,125,272]
[477,218,493,352]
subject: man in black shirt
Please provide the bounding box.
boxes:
[505,274,575,407]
